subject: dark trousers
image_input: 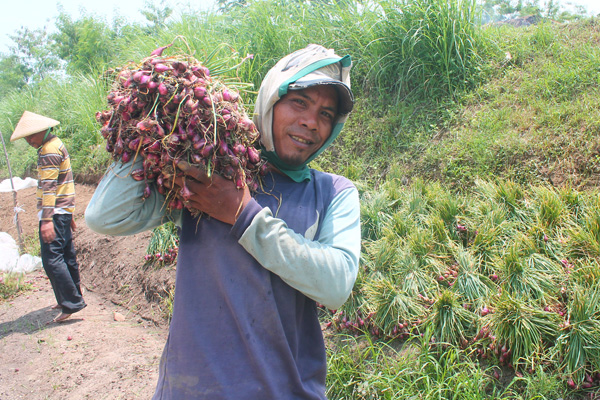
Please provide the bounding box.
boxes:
[39,214,86,314]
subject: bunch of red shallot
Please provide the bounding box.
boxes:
[96,43,265,211]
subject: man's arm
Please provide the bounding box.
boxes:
[169,161,360,309]
[232,187,361,310]
[85,159,179,236]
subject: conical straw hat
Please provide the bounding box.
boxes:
[10,111,60,142]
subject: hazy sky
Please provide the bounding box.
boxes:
[0,0,216,53]
[1,0,599,53]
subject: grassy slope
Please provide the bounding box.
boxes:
[1,14,598,193]
[318,17,600,192]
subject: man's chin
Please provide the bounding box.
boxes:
[279,156,308,168]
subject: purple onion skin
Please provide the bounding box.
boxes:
[194,86,207,99]
[218,140,229,156]
[191,154,203,164]
[158,83,168,96]
[132,169,145,181]
[247,147,261,164]
[154,63,172,73]
[150,44,172,57]
[147,80,159,92]
[147,140,161,153]
[192,139,207,150]
[179,183,192,200]
[121,151,132,163]
[199,144,214,158]
[128,137,141,151]
[232,143,246,156]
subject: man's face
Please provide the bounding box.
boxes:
[24,131,45,149]
[272,85,338,167]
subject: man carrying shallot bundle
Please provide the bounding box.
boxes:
[86,44,360,399]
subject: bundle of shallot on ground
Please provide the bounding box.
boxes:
[96,43,264,212]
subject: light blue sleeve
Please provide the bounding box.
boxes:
[84,159,181,236]
[237,187,361,310]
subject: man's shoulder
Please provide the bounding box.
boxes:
[310,169,356,195]
[40,137,65,154]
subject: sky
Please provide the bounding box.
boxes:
[1,0,599,54]
[0,0,217,53]
[557,0,600,15]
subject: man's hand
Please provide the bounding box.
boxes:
[41,221,56,243]
[172,161,252,225]
[71,217,77,231]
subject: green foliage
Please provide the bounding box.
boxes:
[216,0,249,13]
[328,174,600,394]
[145,222,179,268]
[451,245,492,306]
[427,290,476,346]
[368,0,486,101]
[363,273,427,335]
[0,54,31,98]
[489,293,560,369]
[531,185,566,229]
[52,11,121,74]
[0,72,112,176]
[567,197,600,259]
[8,26,61,83]
[497,236,560,302]
[140,0,174,31]
[360,190,394,242]
[326,336,417,399]
[556,287,600,384]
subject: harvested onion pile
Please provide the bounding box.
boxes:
[96,44,264,211]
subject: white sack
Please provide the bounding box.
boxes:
[0,232,42,273]
[0,177,38,192]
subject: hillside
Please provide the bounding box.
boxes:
[318,18,600,190]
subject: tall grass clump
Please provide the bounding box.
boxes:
[367,0,489,102]
[486,294,560,370]
[556,287,600,385]
[326,336,418,399]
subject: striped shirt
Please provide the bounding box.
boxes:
[36,136,75,221]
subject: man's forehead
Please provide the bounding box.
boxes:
[287,85,338,107]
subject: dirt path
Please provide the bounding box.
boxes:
[0,182,172,399]
[0,271,167,400]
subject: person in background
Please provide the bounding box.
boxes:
[85,44,361,399]
[11,111,86,323]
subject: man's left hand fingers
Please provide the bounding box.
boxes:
[177,161,209,184]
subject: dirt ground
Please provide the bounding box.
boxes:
[0,183,175,399]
